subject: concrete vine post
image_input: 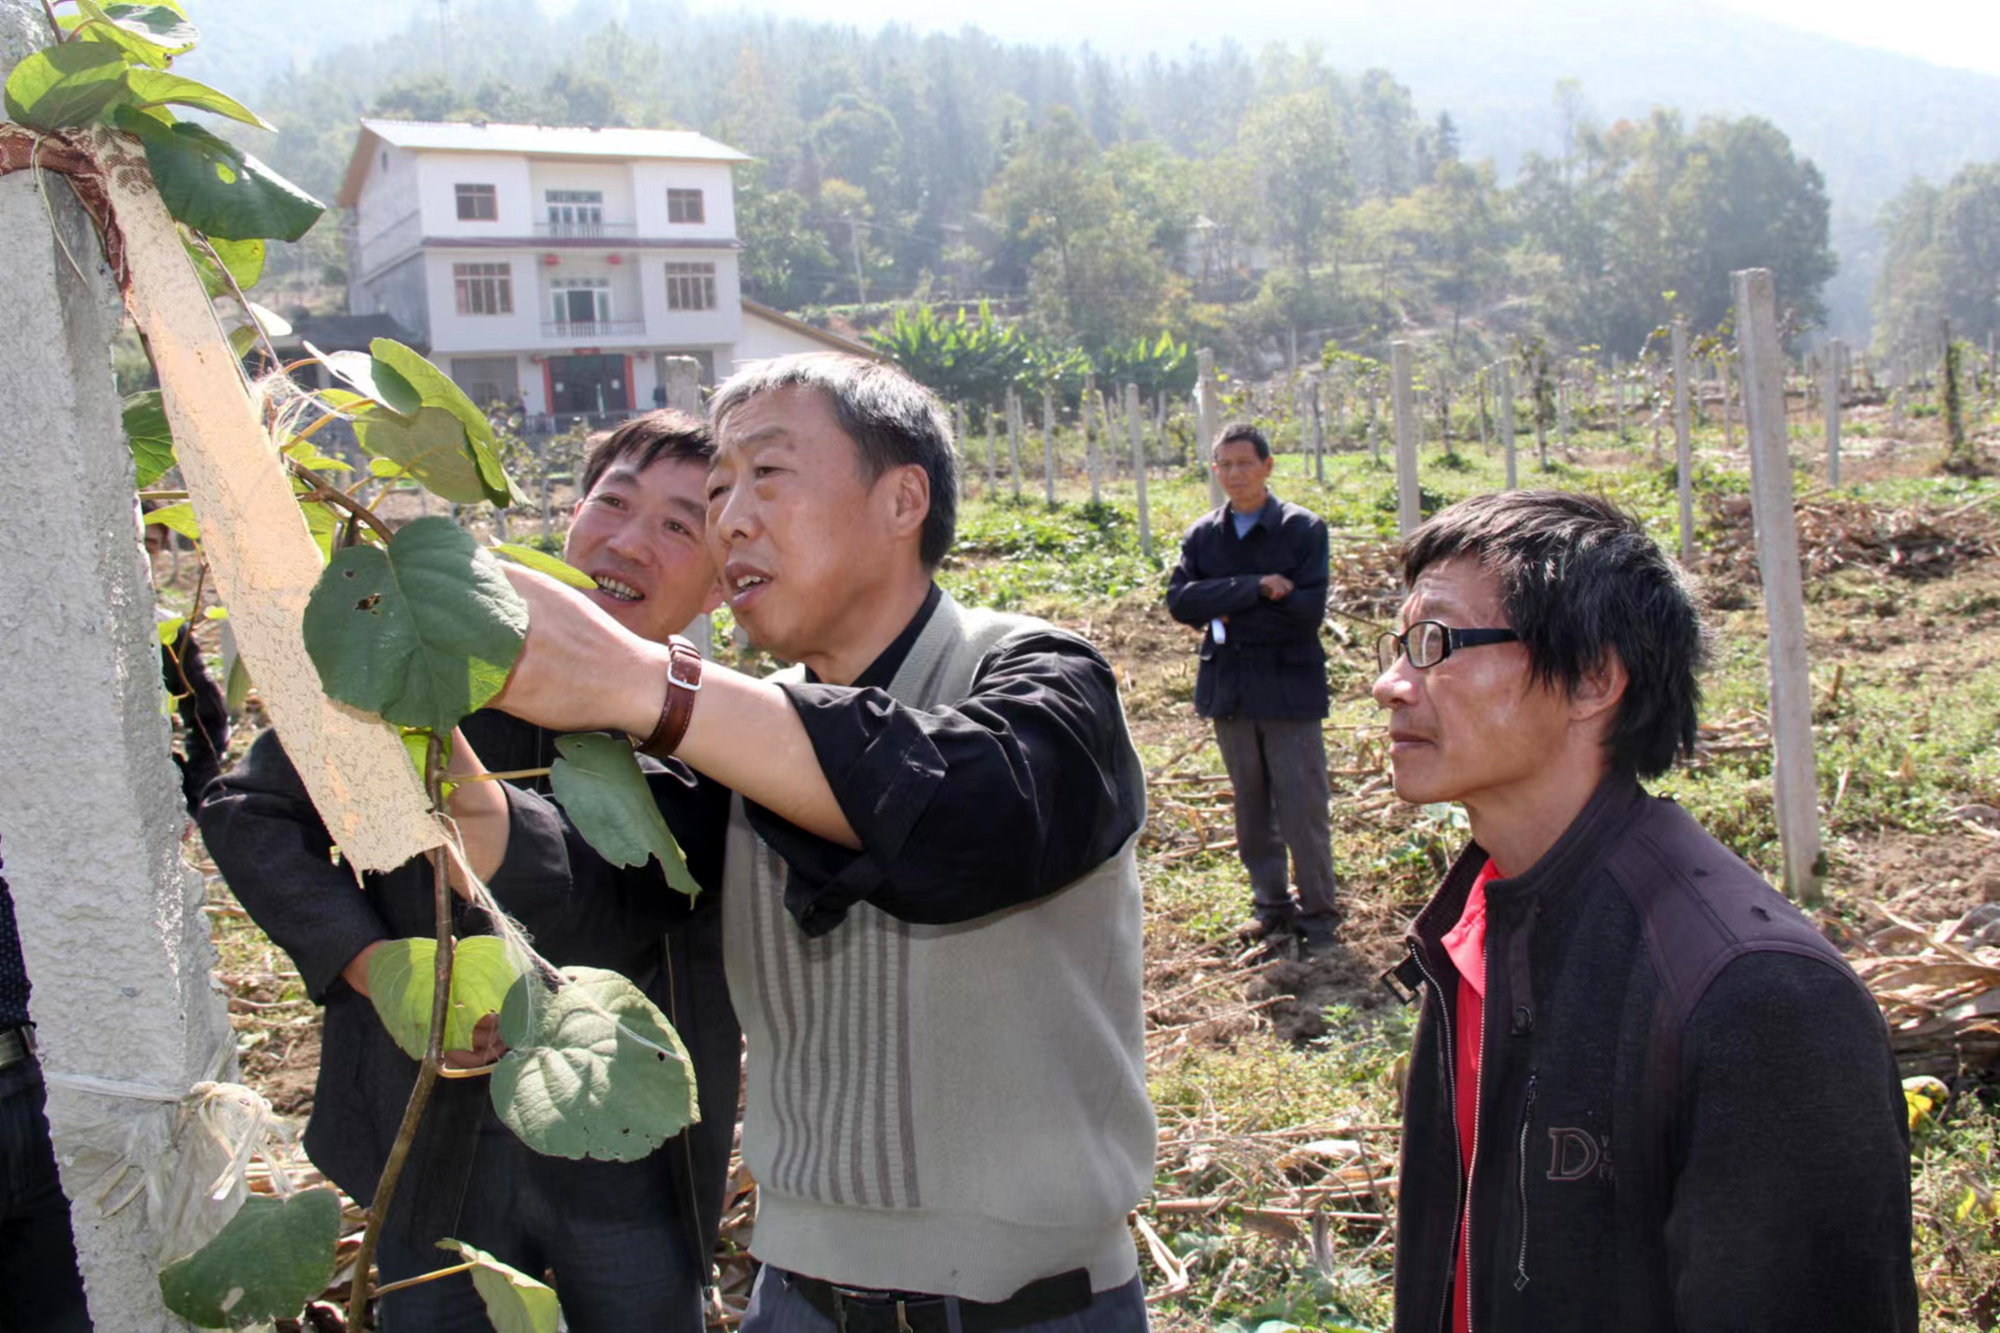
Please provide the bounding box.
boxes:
[1083,375,1101,505]
[1126,383,1151,559]
[0,14,244,1327]
[1823,339,1844,488]
[1499,359,1518,490]
[1006,388,1023,501]
[1720,348,1736,453]
[1672,319,1693,564]
[1612,353,1626,441]
[1196,348,1221,506]
[1041,385,1057,504]
[983,403,997,496]
[1391,341,1420,535]
[1733,268,1825,905]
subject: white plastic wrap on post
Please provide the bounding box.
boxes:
[1197,348,1222,506]
[1126,383,1152,559]
[1733,268,1825,905]
[1391,341,1420,535]
[1672,319,1693,564]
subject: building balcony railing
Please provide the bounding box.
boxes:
[539,319,648,339]
[532,220,638,239]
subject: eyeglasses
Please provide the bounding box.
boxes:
[1375,620,1521,674]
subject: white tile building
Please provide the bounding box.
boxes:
[338,120,874,422]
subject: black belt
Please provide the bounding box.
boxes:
[782,1266,1094,1333]
[0,1025,34,1071]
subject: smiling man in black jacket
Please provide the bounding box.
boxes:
[200,412,736,1332]
[1374,490,1914,1333]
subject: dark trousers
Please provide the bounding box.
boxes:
[744,1268,1150,1333]
[1212,716,1339,935]
[376,1114,704,1333]
[0,1057,92,1333]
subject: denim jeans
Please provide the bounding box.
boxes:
[743,1267,1150,1333]
[0,1056,92,1333]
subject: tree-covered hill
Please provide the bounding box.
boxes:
[178,0,2000,365]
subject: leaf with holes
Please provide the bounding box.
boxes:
[3,41,131,130]
[436,1240,562,1333]
[125,390,176,487]
[157,1188,340,1328]
[66,2,198,68]
[114,106,323,242]
[365,937,521,1061]
[492,967,697,1161]
[302,517,526,733]
[549,733,699,895]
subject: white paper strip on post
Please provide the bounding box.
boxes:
[98,128,445,872]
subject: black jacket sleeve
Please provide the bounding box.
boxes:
[165,628,229,819]
[1665,951,1918,1331]
[1166,520,1263,626]
[745,628,1145,937]
[198,728,699,1002]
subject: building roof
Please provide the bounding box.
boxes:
[740,300,885,362]
[339,119,750,206]
[270,311,426,356]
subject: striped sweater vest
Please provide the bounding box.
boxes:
[721,592,1156,1301]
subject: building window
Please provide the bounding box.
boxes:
[667,188,705,224]
[453,262,513,316]
[455,184,497,221]
[664,262,716,311]
[546,188,604,236]
[550,276,611,330]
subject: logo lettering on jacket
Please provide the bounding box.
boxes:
[1546,1126,1615,1183]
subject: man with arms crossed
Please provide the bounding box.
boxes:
[458,354,1156,1332]
[1375,490,1914,1332]
[1167,422,1339,953]
[201,412,738,1331]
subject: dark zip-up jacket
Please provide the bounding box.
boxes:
[1165,493,1329,719]
[1389,773,1916,1333]
[198,715,738,1260]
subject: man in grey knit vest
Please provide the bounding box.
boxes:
[453,354,1157,1332]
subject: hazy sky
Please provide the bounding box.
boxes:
[676,0,2000,79]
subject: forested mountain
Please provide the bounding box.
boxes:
[176,0,2000,366]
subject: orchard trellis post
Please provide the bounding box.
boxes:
[1197,348,1221,505]
[1083,374,1102,504]
[661,356,711,655]
[1672,319,1693,564]
[983,403,997,495]
[1391,341,1420,536]
[1006,388,1023,501]
[1500,359,1518,490]
[1822,339,1844,488]
[1125,383,1152,559]
[0,14,235,1327]
[1041,386,1057,504]
[1734,268,1825,906]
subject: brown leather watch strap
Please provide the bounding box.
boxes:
[633,636,703,758]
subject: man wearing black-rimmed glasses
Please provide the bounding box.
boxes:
[1373,490,1913,1333]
